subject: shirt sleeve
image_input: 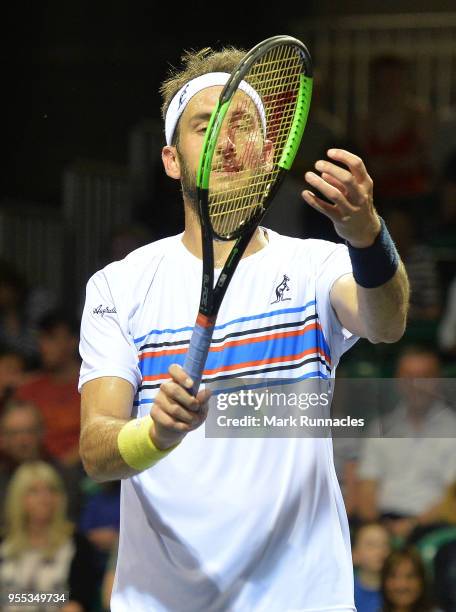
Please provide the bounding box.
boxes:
[315,242,359,365]
[78,270,142,392]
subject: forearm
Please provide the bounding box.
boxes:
[79,369,209,483]
[80,415,139,482]
[357,260,409,343]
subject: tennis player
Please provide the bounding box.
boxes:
[79,48,409,611]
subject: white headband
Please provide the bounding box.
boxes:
[164,71,266,146]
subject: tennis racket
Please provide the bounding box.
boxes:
[183,35,313,394]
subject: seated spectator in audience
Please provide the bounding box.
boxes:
[79,481,120,573]
[352,522,391,612]
[356,54,433,208]
[15,311,81,466]
[357,347,456,540]
[381,548,437,612]
[0,401,83,524]
[386,209,440,320]
[0,347,25,412]
[0,462,98,612]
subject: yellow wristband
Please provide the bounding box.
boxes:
[117,415,176,471]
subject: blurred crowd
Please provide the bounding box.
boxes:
[0,51,455,611]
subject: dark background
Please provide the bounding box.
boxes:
[3,0,454,206]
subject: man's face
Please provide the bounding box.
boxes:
[0,408,43,462]
[175,86,272,212]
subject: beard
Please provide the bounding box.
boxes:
[176,147,199,212]
[175,144,272,238]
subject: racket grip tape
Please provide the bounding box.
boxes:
[183,314,215,396]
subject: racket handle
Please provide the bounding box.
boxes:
[183,315,215,396]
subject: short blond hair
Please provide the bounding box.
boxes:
[159,47,246,143]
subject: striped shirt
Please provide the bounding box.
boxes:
[79,230,358,612]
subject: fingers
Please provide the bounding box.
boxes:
[326,148,372,185]
[303,171,356,218]
[302,189,348,223]
[151,364,212,438]
[168,363,194,390]
[315,159,353,191]
[302,148,379,245]
[302,148,373,216]
[319,171,349,197]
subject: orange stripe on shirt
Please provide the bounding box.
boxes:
[139,323,322,361]
[142,345,330,382]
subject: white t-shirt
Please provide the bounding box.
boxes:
[79,230,358,612]
[358,401,456,516]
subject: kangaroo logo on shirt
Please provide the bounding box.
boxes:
[271,275,291,304]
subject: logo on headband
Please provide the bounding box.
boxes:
[178,84,190,110]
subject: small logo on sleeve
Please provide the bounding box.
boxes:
[271,275,291,304]
[92,305,117,317]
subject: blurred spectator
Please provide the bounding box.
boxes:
[386,209,440,321]
[357,54,433,207]
[0,400,83,524]
[15,311,81,467]
[380,548,437,612]
[0,462,98,612]
[438,275,456,355]
[357,347,456,540]
[79,481,120,573]
[0,347,25,411]
[352,522,391,612]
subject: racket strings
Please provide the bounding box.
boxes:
[208,45,303,238]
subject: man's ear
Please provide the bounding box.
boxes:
[162,146,181,180]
